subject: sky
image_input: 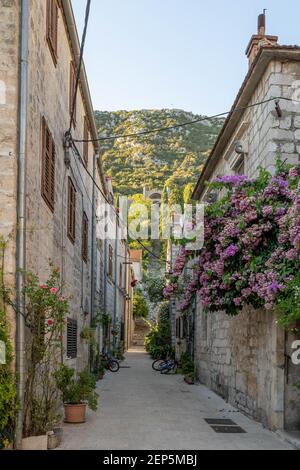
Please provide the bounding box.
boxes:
[71,0,300,116]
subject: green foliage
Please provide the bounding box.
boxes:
[0,237,17,449]
[145,276,166,303]
[180,352,195,378]
[145,302,173,359]
[133,289,149,319]
[54,365,98,412]
[276,271,300,328]
[21,265,70,437]
[95,109,224,196]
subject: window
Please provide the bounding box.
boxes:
[69,61,77,127]
[41,117,55,212]
[83,116,89,166]
[67,177,76,243]
[67,318,77,359]
[46,0,58,65]
[82,212,89,263]
[108,245,113,280]
[119,263,123,287]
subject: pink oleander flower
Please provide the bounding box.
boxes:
[40,284,48,289]
[50,288,58,295]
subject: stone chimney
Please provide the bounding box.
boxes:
[246,11,278,67]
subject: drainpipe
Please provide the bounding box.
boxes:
[16,0,29,448]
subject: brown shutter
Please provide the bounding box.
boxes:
[67,177,76,243]
[41,118,55,212]
[46,0,58,65]
[82,212,88,262]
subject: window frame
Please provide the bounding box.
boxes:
[46,0,58,66]
[108,245,114,280]
[82,211,89,263]
[67,318,78,359]
[41,117,55,212]
[67,177,76,244]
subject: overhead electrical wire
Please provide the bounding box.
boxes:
[73,96,299,143]
[68,0,92,134]
[70,140,170,264]
[67,5,300,264]
[69,95,299,265]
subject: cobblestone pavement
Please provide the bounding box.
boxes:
[58,348,293,450]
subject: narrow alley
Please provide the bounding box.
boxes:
[58,349,292,451]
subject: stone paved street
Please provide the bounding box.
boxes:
[58,349,293,450]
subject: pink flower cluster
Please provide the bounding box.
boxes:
[173,247,188,277]
[163,283,178,299]
[178,164,300,314]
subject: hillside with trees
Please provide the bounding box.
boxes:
[95,109,224,196]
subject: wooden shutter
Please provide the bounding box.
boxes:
[67,318,78,359]
[46,0,58,65]
[67,177,76,243]
[108,245,113,279]
[69,62,77,126]
[83,117,89,166]
[41,118,55,212]
[82,212,88,262]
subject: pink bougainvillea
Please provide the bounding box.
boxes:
[176,161,300,322]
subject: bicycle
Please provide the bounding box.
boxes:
[101,351,120,373]
[152,358,178,374]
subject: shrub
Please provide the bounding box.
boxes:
[133,289,149,319]
[54,365,98,412]
[145,302,173,359]
[0,238,18,449]
[145,277,165,303]
[180,352,195,377]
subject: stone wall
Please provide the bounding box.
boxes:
[0,0,20,349]
[195,58,300,431]
[194,304,286,430]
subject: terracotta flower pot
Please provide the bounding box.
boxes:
[184,375,195,385]
[64,403,87,424]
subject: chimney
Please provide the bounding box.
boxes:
[246,11,278,67]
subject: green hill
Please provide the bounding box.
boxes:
[95,109,224,196]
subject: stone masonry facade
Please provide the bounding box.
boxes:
[193,47,300,431]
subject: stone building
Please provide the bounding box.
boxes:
[192,14,300,433]
[1,0,105,368]
[0,0,133,444]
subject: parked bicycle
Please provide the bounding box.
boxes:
[152,357,178,374]
[101,350,120,373]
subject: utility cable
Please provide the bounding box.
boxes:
[70,139,170,264]
[73,96,298,143]
[68,0,92,133]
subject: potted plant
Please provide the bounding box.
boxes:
[54,365,98,424]
[184,372,195,385]
[181,352,195,385]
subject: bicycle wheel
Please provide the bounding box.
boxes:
[108,359,120,372]
[152,359,166,371]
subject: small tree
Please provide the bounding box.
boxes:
[20,265,69,437]
[133,289,149,319]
